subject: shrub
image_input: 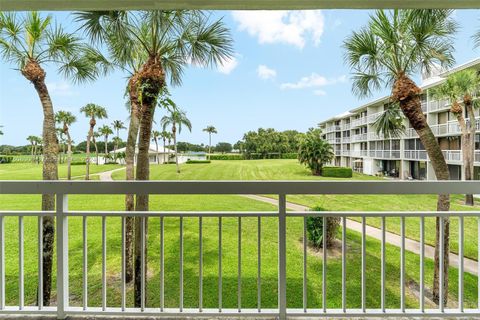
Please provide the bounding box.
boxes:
[306,206,340,249]
[0,156,13,163]
[321,166,353,178]
[298,128,334,175]
[209,154,244,160]
[280,153,298,159]
[186,160,211,164]
[71,161,86,165]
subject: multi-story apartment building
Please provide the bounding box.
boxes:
[319,58,480,180]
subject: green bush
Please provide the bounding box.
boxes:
[321,166,353,178]
[209,154,244,160]
[0,156,13,163]
[281,153,298,159]
[186,160,211,164]
[306,206,340,249]
[71,161,86,165]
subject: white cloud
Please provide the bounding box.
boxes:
[257,65,277,80]
[280,73,346,95]
[46,82,76,97]
[218,55,239,75]
[231,10,325,49]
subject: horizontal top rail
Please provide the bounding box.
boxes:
[1,0,479,11]
[1,180,480,195]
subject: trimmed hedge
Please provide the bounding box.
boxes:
[186,160,211,164]
[0,156,13,163]
[321,166,353,178]
[209,154,244,160]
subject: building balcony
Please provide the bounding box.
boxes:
[403,150,428,160]
[428,99,450,113]
[342,136,351,143]
[369,150,401,159]
[352,133,368,142]
[351,117,367,127]
[367,111,384,124]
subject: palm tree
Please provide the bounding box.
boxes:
[93,131,101,165]
[160,131,170,164]
[99,124,114,160]
[203,125,217,160]
[344,9,458,304]
[76,11,233,304]
[431,69,480,206]
[161,108,192,174]
[55,111,76,179]
[0,12,106,304]
[112,120,126,161]
[151,130,161,164]
[80,103,107,178]
[26,135,38,163]
[298,128,334,175]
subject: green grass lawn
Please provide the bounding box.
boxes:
[0,160,478,309]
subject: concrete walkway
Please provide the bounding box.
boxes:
[243,195,478,275]
[98,167,126,181]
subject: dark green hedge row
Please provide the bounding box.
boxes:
[321,166,353,178]
[186,160,211,164]
[0,156,13,163]
[209,154,244,160]
[209,153,298,160]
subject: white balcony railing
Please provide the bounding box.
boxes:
[342,136,351,143]
[1,181,480,319]
[404,150,428,160]
[352,117,367,128]
[428,99,450,112]
[352,133,368,142]
[368,150,401,159]
[342,123,351,131]
[341,150,351,156]
[367,111,384,124]
[443,150,462,163]
[351,150,368,157]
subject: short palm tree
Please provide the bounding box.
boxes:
[80,103,107,179]
[203,125,218,160]
[99,124,114,159]
[76,12,232,297]
[151,130,161,164]
[55,111,76,179]
[112,120,126,160]
[161,108,192,174]
[344,9,458,304]
[298,128,334,175]
[26,135,38,163]
[431,69,480,206]
[160,131,171,164]
[0,11,107,304]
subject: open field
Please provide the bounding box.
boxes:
[0,160,478,309]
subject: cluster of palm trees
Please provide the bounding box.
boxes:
[26,135,43,163]
[1,10,233,305]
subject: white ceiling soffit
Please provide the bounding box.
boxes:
[1,0,479,11]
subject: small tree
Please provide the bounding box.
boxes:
[307,206,340,249]
[298,128,334,176]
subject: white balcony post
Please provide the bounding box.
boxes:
[278,194,287,320]
[56,194,69,320]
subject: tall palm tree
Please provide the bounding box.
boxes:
[80,103,107,178]
[161,108,192,174]
[26,135,38,163]
[76,11,233,304]
[93,131,101,165]
[55,111,76,179]
[203,125,217,160]
[431,69,480,206]
[344,9,457,304]
[99,124,114,159]
[160,131,170,164]
[151,130,161,164]
[56,128,66,164]
[112,120,126,161]
[0,12,106,304]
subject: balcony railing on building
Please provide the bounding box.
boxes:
[369,150,401,159]
[352,133,368,142]
[403,150,428,160]
[352,117,367,128]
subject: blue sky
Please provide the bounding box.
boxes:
[1,10,479,146]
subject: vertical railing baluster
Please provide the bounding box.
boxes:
[199,217,203,312]
[342,216,346,313]
[18,216,24,310]
[439,216,444,313]
[400,216,405,313]
[478,216,480,310]
[141,217,146,312]
[180,217,184,312]
[0,215,3,310]
[238,216,242,312]
[258,216,262,312]
[278,194,287,320]
[381,216,385,313]
[218,217,222,312]
[160,216,164,312]
[459,216,464,312]
[420,216,425,313]
[83,216,88,310]
[56,194,69,320]
[303,216,307,313]
[102,216,107,311]
[361,216,366,313]
[322,215,327,312]
[121,216,126,311]
[38,216,43,310]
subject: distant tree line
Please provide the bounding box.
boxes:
[0,140,127,155]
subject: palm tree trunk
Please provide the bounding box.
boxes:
[86,131,92,180]
[173,127,179,173]
[25,69,58,306]
[31,143,34,163]
[163,138,166,164]
[393,74,450,306]
[155,139,159,164]
[66,131,72,180]
[105,136,108,160]
[125,81,142,284]
[209,133,211,160]
[465,97,476,206]
[452,107,473,205]
[93,137,99,165]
